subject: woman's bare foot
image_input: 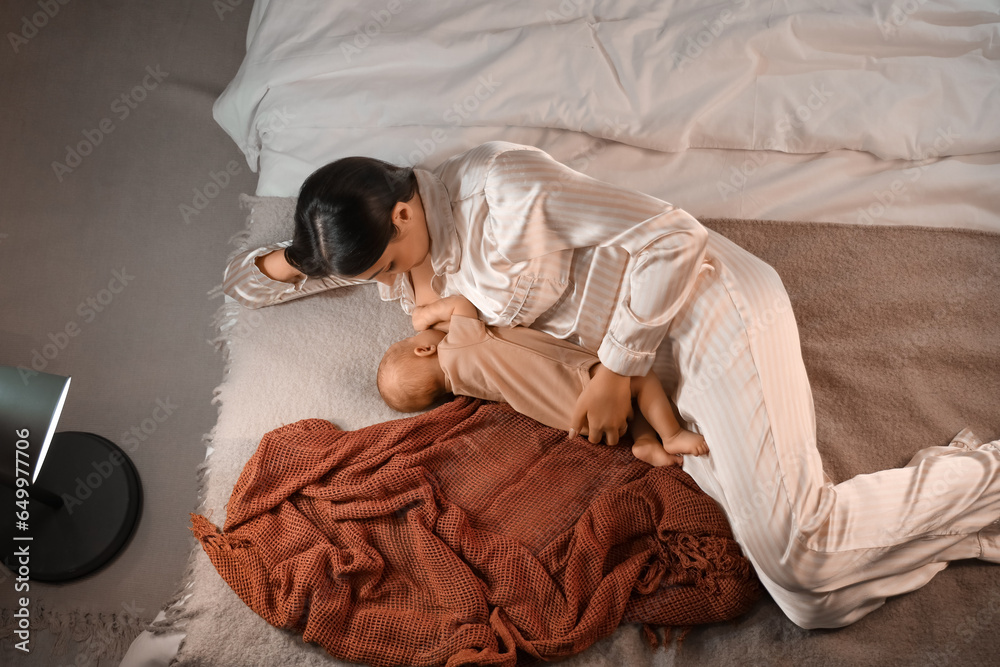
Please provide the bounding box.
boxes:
[632,439,683,467]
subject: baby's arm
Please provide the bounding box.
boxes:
[630,372,708,460]
[412,295,479,332]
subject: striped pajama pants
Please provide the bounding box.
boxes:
[656,229,1000,629]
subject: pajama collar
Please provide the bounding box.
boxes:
[414,168,462,277]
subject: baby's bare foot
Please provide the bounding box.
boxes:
[662,430,709,457]
[632,440,683,467]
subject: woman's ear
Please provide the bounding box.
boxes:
[392,201,411,236]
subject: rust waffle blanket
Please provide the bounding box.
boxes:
[191,397,759,666]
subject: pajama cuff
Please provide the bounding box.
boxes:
[597,333,657,377]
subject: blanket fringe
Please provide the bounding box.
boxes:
[658,532,756,598]
[641,624,660,650]
[639,624,691,653]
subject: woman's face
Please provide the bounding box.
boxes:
[355,193,430,286]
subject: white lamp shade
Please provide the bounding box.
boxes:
[0,366,72,483]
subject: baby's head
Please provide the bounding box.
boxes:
[377,329,448,412]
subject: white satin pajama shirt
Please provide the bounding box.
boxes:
[223,141,1000,629]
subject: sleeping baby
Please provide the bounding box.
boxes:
[376,294,708,467]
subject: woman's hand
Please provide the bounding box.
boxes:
[570,365,633,445]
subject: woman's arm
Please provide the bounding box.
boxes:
[485,148,709,378]
[482,148,708,442]
[222,242,368,309]
[254,248,302,283]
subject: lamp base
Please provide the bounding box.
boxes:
[1,431,142,582]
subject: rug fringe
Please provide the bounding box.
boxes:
[147,440,215,639]
[148,195,262,640]
[0,602,148,663]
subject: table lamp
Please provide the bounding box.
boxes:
[0,366,142,582]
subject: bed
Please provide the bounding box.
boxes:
[124,0,1000,665]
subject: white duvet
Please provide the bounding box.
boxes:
[213,0,1000,227]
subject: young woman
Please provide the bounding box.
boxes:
[224,141,1000,629]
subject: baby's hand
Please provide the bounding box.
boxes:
[660,428,709,457]
[412,295,479,332]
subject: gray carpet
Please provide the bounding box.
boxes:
[162,196,1000,667]
[0,2,257,665]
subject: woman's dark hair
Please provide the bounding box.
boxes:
[286,156,418,277]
